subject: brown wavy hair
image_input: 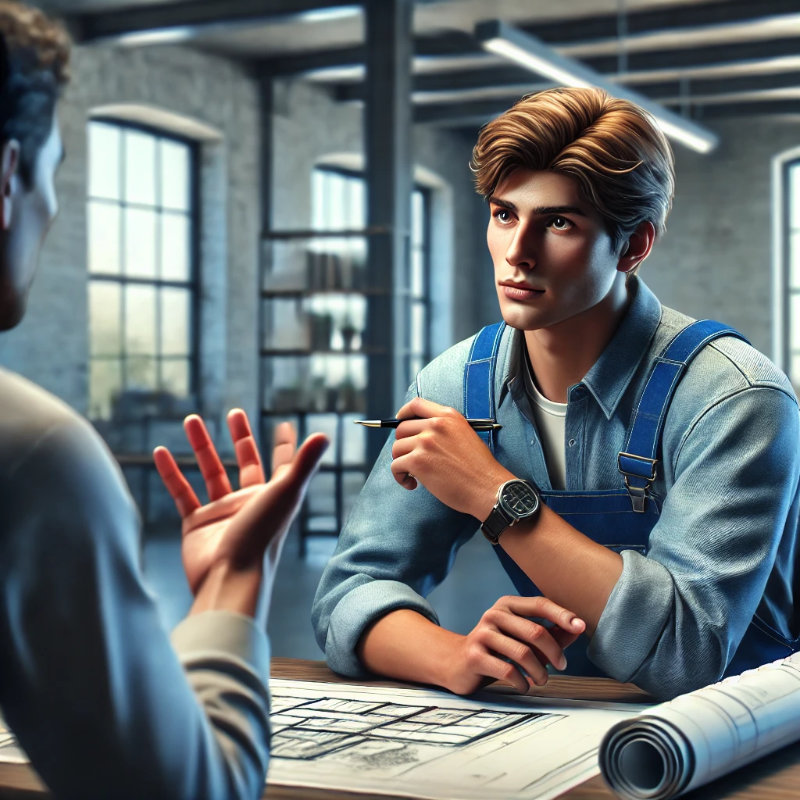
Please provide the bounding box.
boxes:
[470,87,675,252]
[0,0,71,185]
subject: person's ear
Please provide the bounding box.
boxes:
[0,139,20,232]
[617,220,656,274]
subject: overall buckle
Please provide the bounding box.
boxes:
[617,452,658,513]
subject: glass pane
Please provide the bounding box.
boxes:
[160,138,190,211]
[160,287,190,356]
[791,352,800,388]
[311,170,327,230]
[411,247,425,297]
[790,165,800,230]
[88,201,121,275]
[790,231,800,288]
[412,191,424,246]
[411,301,426,355]
[126,354,157,391]
[88,122,120,200]
[341,413,365,465]
[124,208,157,278]
[125,284,157,355]
[89,358,122,420]
[88,281,121,356]
[305,471,336,529]
[161,358,190,396]
[160,212,190,281]
[342,470,366,522]
[346,176,365,228]
[124,129,157,206]
[791,293,800,350]
[306,413,338,467]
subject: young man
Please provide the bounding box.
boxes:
[0,2,327,797]
[312,87,800,701]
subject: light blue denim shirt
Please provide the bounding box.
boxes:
[312,279,800,698]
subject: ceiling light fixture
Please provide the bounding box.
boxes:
[475,20,718,154]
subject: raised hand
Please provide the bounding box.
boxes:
[153,410,328,620]
[449,595,585,695]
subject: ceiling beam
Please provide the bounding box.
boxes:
[69,0,358,44]
[512,0,800,46]
[335,64,800,105]
[259,29,800,79]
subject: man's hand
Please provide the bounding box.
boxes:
[448,596,586,695]
[390,396,513,520]
[153,410,328,620]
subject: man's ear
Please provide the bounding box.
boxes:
[617,221,656,274]
[0,139,20,232]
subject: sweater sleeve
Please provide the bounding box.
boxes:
[0,416,271,800]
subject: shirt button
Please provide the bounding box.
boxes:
[568,439,576,447]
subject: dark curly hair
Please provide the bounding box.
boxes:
[0,1,70,186]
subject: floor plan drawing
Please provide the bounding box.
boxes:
[267,679,647,800]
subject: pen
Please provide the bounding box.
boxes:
[354,418,502,431]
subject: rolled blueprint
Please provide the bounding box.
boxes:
[599,651,800,799]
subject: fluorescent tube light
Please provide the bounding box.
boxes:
[475,20,718,154]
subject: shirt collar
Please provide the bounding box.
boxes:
[500,277,662,420]
[581,277,662,419]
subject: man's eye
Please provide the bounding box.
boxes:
[550,216,571,230]
[493,208,512,223]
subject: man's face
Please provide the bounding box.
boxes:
[0,113,62,330]
[486,168,626,335]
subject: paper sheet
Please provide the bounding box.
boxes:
[600,651,800,799]
[267,678,646,800]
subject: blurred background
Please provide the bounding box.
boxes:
[3,0,800,657]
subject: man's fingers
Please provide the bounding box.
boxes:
[501,595,585,637]
[153,446,201,517]
[465,641,535,693]
[479,629,551,687]
[484,609,569,672]
[286,433,329,488]
[184,414,233,501]
[227,408,265,487]
[271,421,298,478]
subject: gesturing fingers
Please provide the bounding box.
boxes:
[184,414,233,501]
[271,421,298,480]
[153,446,201,518]
[227,408,265,487]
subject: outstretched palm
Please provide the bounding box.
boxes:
[154,410,328,595]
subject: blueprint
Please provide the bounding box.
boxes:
[267,678,646,800]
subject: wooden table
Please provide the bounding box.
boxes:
[0,659,798,799]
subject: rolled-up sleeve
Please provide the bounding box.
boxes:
[311,427,477,676]
[589,384,800,698]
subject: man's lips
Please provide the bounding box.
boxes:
[499,282,544,300]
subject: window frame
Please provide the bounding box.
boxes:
[87,117,201,420]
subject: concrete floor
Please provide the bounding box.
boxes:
[143,526,516,660]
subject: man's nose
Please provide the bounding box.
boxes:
[505,223,536,270]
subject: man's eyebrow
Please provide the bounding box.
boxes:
[487,195,516,210]
[487,197,588,218]
[534,205,588,217]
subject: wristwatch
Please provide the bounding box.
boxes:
[481,479,541,545]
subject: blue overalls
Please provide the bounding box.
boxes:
[464,319,795,678]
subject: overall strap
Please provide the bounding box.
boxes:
[463,321,505,452]
[618,319,749,512]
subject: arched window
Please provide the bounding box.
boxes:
[87,119,198,421]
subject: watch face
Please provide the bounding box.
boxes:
[499,480,539,517]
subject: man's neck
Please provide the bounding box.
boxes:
[523,280,633,403]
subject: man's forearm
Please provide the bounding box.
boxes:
[357,608,464,691]
[499,504,623,634]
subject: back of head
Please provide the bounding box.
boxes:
[470,87,675,249]
[0,0,70,186]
